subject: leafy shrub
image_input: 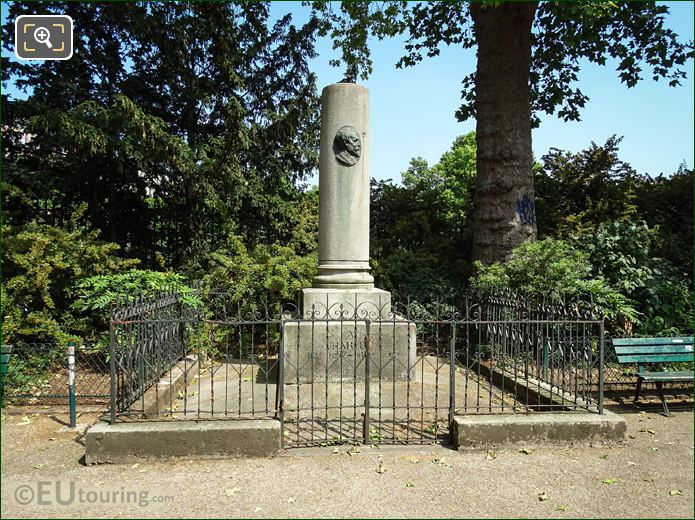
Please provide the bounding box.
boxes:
[577,219,693,335]
[202,233,317,305]
[72,269,201,347]
[1,207,139,344]
[74,270,199,311]
[470,238,639,328]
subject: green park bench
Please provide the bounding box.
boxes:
[613,336,694,416]
[1,345,12,405]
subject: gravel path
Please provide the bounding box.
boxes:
[1,404,692,518]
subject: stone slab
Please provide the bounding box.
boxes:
[85,419,280,463]
[283,320,416,383]
[301,287,391,319]
[451,411,626,449]
[140,355,198,419]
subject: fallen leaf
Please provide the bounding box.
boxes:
[628,434,636,440]
[485,450,497,460]
[347,447,361,457]
[34,463,48,469]
[332,448,339,454]
[520,448,533,455]
[131,463,139,469]
[538,492,548,501]
[669,490,683,496]
[287,497,296,504]
[643,477,654,482]
[557,504,568,511]
[602,479,617,485]
[600,454,608,459]
[430,457,452,467]
[48,437,56,442]
[405,481,415,488]
[627,461,637,466]
[224,487,241,496]
[647,429,656,435]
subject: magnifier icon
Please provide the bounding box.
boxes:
[34,26,52,48]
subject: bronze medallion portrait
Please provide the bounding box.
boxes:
[333,126,362,166]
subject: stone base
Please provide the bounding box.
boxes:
[451,412,626,449]
[283,320,416,383]
[301,287,391,319]
[85,419,281,463]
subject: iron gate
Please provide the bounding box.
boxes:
[109,290,605,448]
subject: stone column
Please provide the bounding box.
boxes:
[283,82,415,383]
[312,83,374,289]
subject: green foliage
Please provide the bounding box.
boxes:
[201,190,318,304]
[536,136,638,236]
[314,2,693,124]
[370,133,475,292]
[2,349,64,399]
[577,220,693,335]
[74,270,198,312]
[634,165,693,279]
[1,207,139,345]
[203,235,317,306]
[2,1,320,271]
[71,269,200,348]
[471,238,639,326]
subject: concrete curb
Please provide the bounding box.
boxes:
[85,418,281,463]
[451,410,626,449]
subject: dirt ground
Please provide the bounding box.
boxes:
[1,402,693,519]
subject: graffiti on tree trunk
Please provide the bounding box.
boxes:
[516,194,535,226]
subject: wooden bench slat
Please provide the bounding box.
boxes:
[616,353,695,363]
[615,345,695,354]
[640,371,694,382]
[612,337,693,346]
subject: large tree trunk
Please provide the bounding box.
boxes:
[470,1,538,265]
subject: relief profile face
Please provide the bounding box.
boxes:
[333,126,362,166]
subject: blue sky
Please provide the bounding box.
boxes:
[3,1,693,184]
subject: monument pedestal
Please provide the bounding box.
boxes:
[301,287,391,320]
[283,288,417,384]
[283,288,416,383]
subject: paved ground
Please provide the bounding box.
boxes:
[1,402,693,518]
[176,356,519,445]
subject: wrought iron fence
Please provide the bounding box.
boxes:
[109,291,187,419]
[109,289,605,447]
[1,342,109,405]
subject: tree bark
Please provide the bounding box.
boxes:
[470,1,538,265]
